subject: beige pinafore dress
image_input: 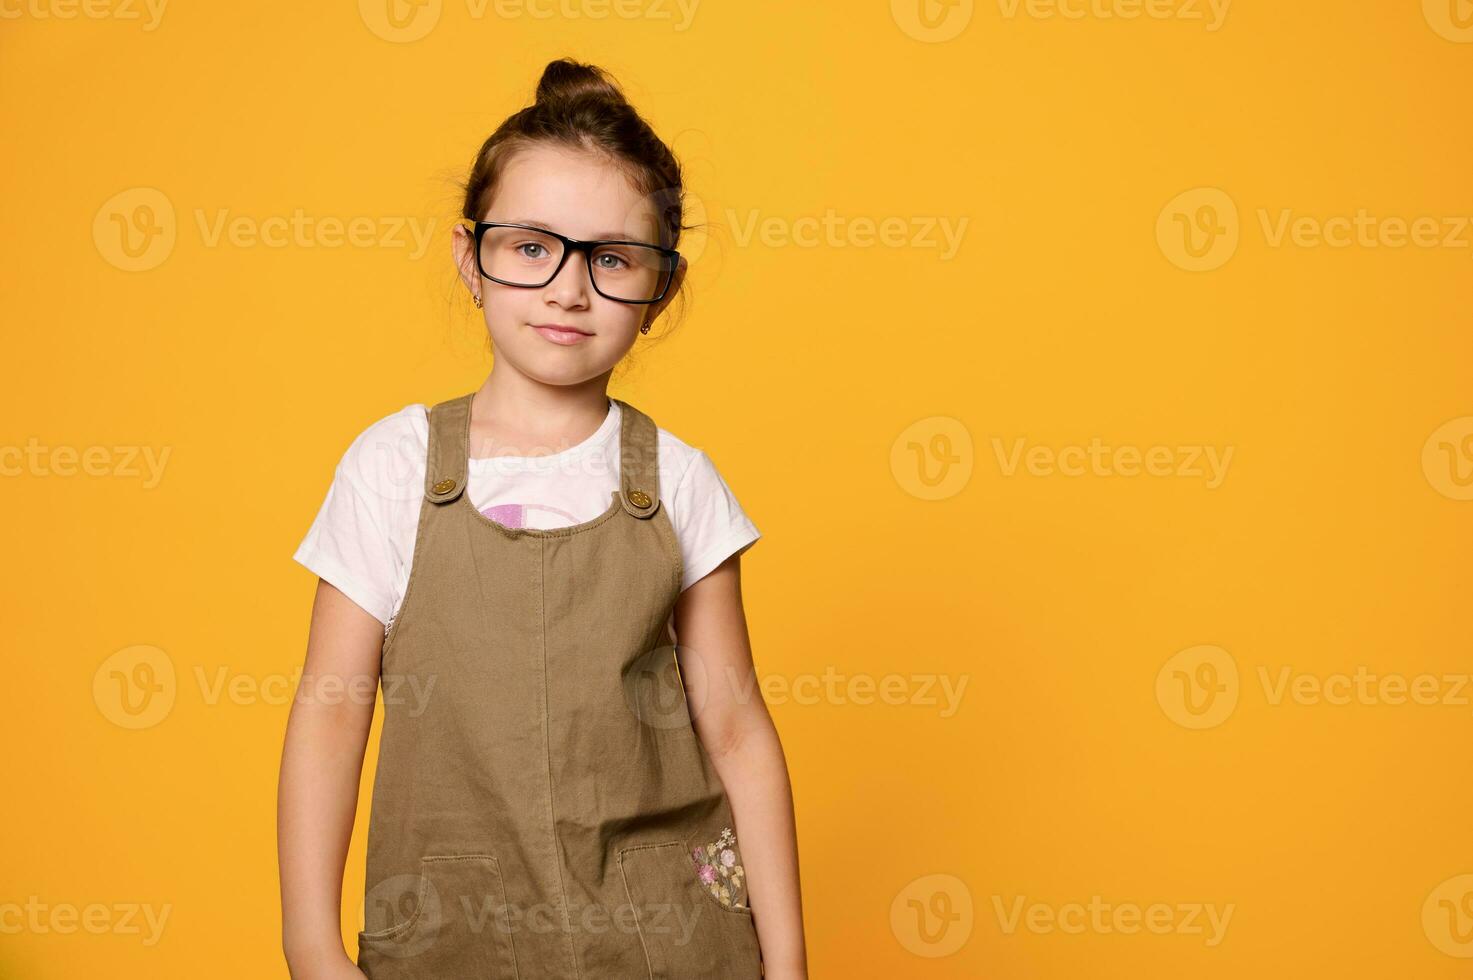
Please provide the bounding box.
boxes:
[355,392,763,979]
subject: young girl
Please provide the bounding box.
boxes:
[277,59,807,980]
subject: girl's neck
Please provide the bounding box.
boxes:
[467,370,613,459]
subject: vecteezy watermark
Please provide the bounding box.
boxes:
[1423,873,1473,958]
[991,894,1235,946]
[755,668,969,718]
[888,875,1233,955]
[991,437,1234,488]
[890,0,1228,42]
[0,439,171,488]
[1257,666,1472,708]
[1422,416,1473,501]
[1158,187,1473,272]
[360,870,704,960]
[625,647,971,728]
[725,208,970,261]
[1156,645,1473,729]
[92,645,438,729]
[357,0,699,42]
[92,188,438,272]
[0,0,167,30]
[889,416,1233,499]
[1257,209,1473,251]
[0,897,171,946]
[995,0,1230,31]
[195,667,438,715]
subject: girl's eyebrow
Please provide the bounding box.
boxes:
[506,217,644,241]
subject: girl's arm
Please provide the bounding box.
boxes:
[277,579,384,979]
[674,554,809,980]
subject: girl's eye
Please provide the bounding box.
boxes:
[594,251,630,271]
[515,242,549,260]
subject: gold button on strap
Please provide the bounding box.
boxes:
[627,488,652,508]
[432,478,457,495]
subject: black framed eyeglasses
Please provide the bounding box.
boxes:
[459,220,681,305]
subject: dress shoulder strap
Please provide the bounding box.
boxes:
[423,392,473,504]
[612,398,662,520]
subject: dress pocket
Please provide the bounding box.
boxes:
[356,854,518,980]
[618,840,761,980]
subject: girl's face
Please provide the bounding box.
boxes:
[453,143,685,388]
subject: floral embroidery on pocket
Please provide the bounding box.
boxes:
[690,827,748,910]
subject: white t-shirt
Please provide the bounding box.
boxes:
[294,398,760,632]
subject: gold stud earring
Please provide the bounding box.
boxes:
[639,322,650,335]
[472,293,483,309]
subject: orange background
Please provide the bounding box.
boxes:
[2,0,1471,977]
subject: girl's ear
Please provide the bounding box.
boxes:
[644,255,688,325]
[451,223,480,294]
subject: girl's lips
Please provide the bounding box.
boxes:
[531,324,592,346]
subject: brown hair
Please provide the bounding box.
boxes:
[458,58,692,328]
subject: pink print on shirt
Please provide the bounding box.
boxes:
[481,503,526,528]
[480,503,583,529]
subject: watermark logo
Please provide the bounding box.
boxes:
[891,416,974,501]
[359,0,442,41]
[1156,644,1238,729]
[93,646,436,729]
[619,186,710,265]
[93,187,437,270]
[1422,416,1473,501]
[891,874,974,956]
[93,645,177,730]
[1423,0,1473,42]
[623,644,707,731]
[891,0,975,42]
[1159,646,1473,728]
[93,187,176,272]
[1423,874,1473,957]
[1161,187,1473,270]
[1157,187,1239,272]
[361,872,444,956]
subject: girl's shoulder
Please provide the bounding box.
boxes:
[648,419,750,513]
[650,419,702,477]
[331,403,432,508]
[641,409,742,503]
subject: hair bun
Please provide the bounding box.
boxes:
[535,58,626,107]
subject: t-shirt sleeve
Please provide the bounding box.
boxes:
[670,449,761,591]
[292,436,401,627]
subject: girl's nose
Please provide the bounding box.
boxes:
[544,249,592,306]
